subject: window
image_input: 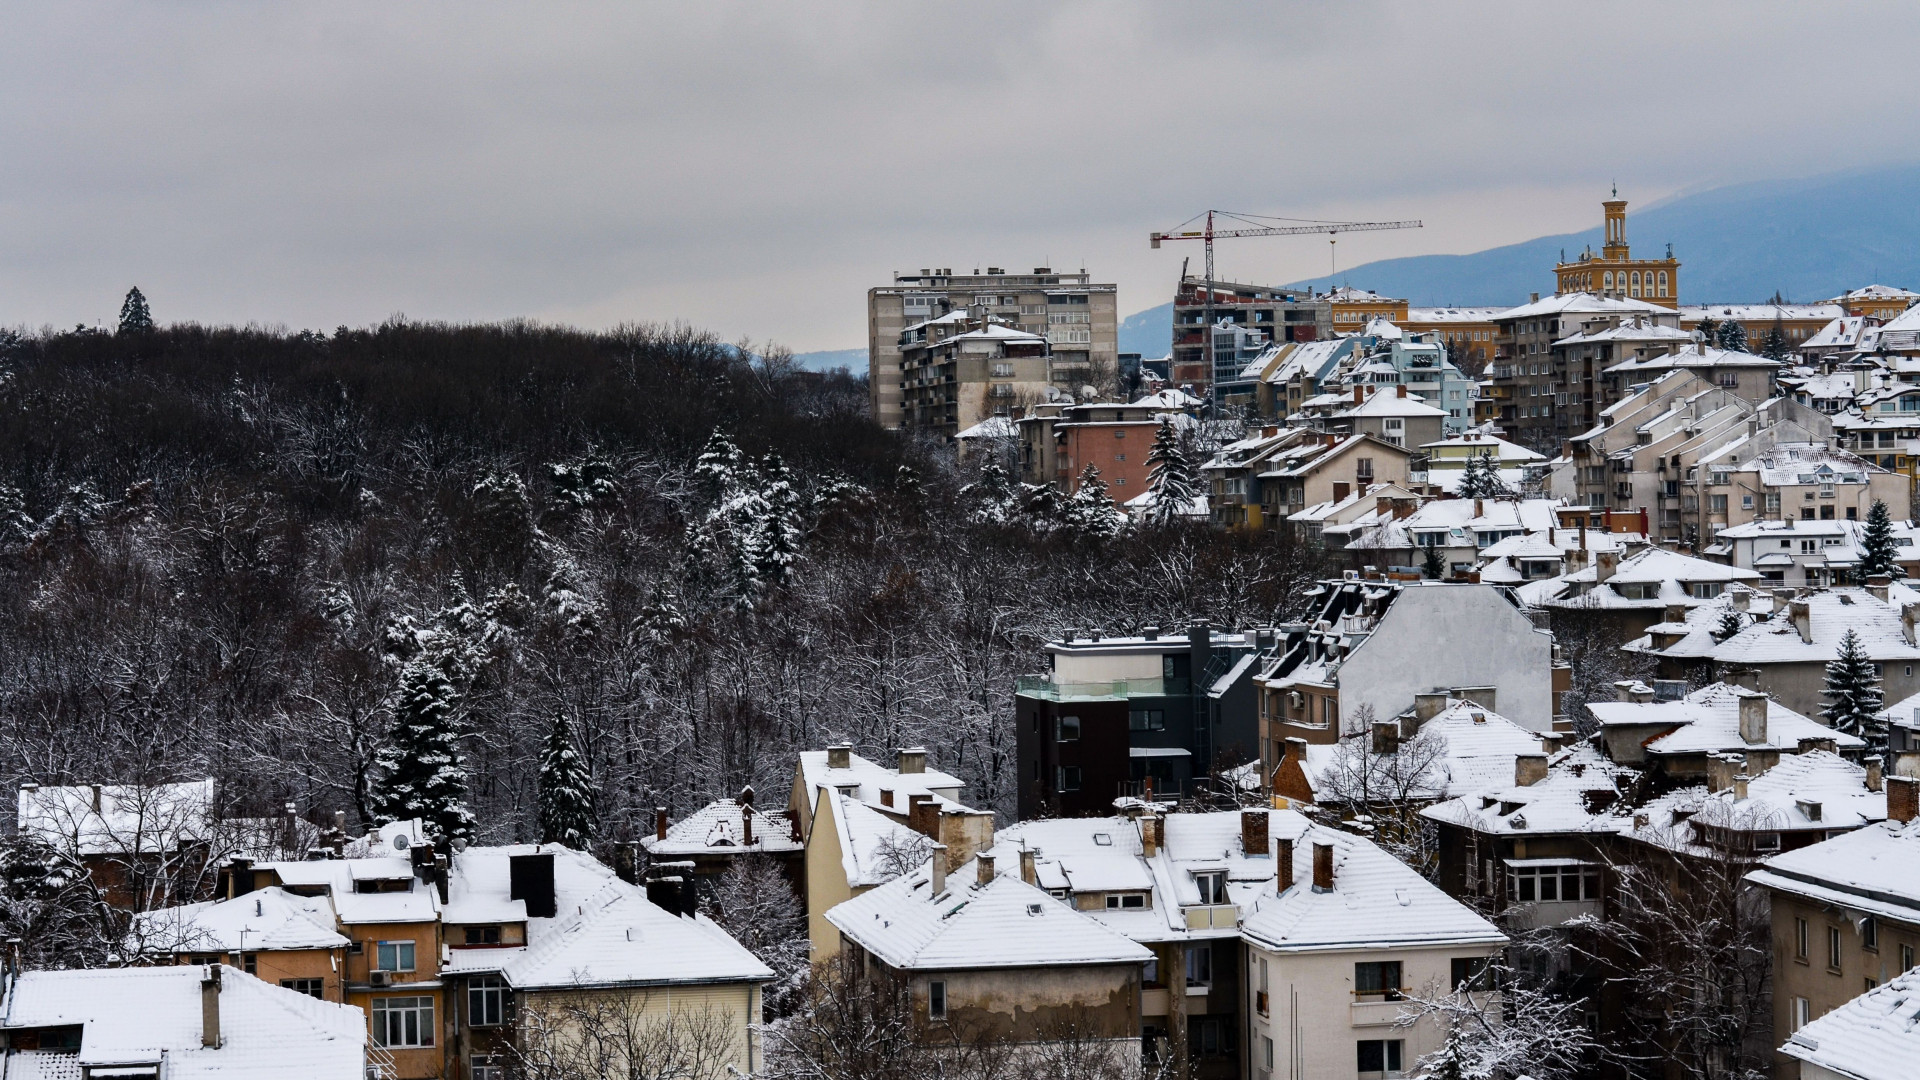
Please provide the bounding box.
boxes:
[280,978,325,999]
[1829,925,1843,971]
[1322,696,1339,727]
[1142,956,1161,987]
[1262,1035,1274,1070]
[371,996,435,1048]
[1863,916,1879,952]
[472,1057,505,1080]
[464,926,501,945]
[1193,871,1227,904]
[1790,997,1810,1032]
[1795,918,1810,961]
[1659,271,1669,296]
[1055,715,1080,742]
[1507,862,1601,902]
[1355,961,1404,1000]
[468,975,505,1027]
[1105,892,1148,909]
[1357,1038,1405,1078]
[1450,957,1491,991]
[1057,766,1081,792]
[928,980,947,1020]
[1185,943,1213,986]
[1129,709,1165,731]
[376,941,416,973]
[1903,944,1916,970]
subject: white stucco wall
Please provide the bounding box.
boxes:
[1339,583,1555,731]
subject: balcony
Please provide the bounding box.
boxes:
[1015,675,1189,701]
[1183,904,1239,930]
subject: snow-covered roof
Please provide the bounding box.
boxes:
[1418,432,1545,461]
[943,324,1044,344]
[1340,390,1446,418]
[1712,587,1920,665]
[1422,744,1634,837]
[1131,388,1205,409]
[1589,682,1863,755]
[134,886,349,954]
[264,855,438,926]
[1780,964,1920,1080]
[1694,751,1883,831]
[1601,343,1782,378]
[1679,303,1843,323]
[797,749,968,818]
[1239,818,1506,954]
[1496,292,1668,320]
[641,798,802,857]
[1736,442,1877,487]
[1325,286,1401,303]
[1405,307,1505,324]
[0,965,366,1079]
[1519,547,1759,609]
[1820,284,1920,305]
[822,792,937,890]
[1800,316,1874,352]
[1747,817,1920,925]
[826,859,1152,972]
[954,416,1016,440]
[1293,701,1548,803]
[17,779,216,857]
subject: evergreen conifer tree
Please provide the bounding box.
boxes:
[750,453,805,589]
[537,712,595,848]
[1143,418,1203,527]
[1860,499,1898,580]
[1457,451,1511,499]
[693,430,746,503]
[373,659,475,844]
[1714,608,1745,642]
[1422,543,1445,580]
[1761,324,1791,361]
[1716,319,1749,353]
[117,287,153,334]
[1820,629,1886,756]
[1695,317,1719,349]
[960,459,1019,525]
[1018,481,1067,531]
[1066,466,1124,541]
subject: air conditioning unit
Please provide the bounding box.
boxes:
[370,971,392,987]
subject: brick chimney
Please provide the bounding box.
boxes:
[1515,753,1548,787]
[1019,847,1036,885]
[1312,841,1335,893]
[1706,753,1738,794]
[1276,837,1294,892]
[977,852,996,887]
[1738,690,1768,745]
[1789,600,1812,644]
[1241,809,1268,856]
[1867,756,1884,793]
[656,807,669,842]
[1141,814,1158,858]
[827,743,853,770]
[741,804,754,846]
[897,747,928,774]
[201,964,222,1048]
[907,794,938,839]
[1150,813,1165,853]
[1889,776,1919,825]
[1596,550,1619,582]
[1413,692,1449,724]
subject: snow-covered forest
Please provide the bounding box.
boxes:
[0,321,1329,843]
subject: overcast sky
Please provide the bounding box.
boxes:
[5,2,1920,351]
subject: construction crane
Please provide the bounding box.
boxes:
[1150,211,1421,405]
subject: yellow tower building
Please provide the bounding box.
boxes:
[1554,194,1680,309]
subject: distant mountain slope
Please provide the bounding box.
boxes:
[1120,302,1174,357]
[1281,163,1920,305]
[793,347,867,372]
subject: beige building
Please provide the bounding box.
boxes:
[868,267,1118,431]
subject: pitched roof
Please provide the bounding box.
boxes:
[826,861,1152,971]
[1712,588,1920,665]
[0,965,366,1079]
[1421,744,1633,837]
[1780,964,1920,1080]
[17,779,216,857]
[1747,818,1920,924]
[133,886,349,954]
[1294,701,1546,803]
[641,798,802,857]
[1588,682,1863,755]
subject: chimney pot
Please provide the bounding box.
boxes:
[1276,837,1294,893]
[1738,690,1768,745]
[929,845,948,895]
[200,964,222,1048]
[1311,841,1335,892]
[977,853,996,887]
[1241,809,1269,856]
[1867,756,1884,793]
[1019,847,1037,885]
[1515,753,1548,787]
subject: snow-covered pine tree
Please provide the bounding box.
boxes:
[1820,628,1886,756]
[1714,607,1745,642]
[693,430,746,504]
[750,453,805,589]
[1018,481,1067,532]
[1065,466,1124,542]
[118,287,153,334]
[1422,543,1444,580]
[1715,318,1748,353]
[1761,324,1791,361]
[372,658,475,845]
[959,459,1019,525]
[1457,450,1511,499]
[537,712,594,848]
[1143,418,1203,527]
[1860,499,1898,580]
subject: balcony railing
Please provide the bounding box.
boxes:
[1016,675,1190,700]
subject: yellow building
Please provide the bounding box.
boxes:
[1554,196,1680,309]
[1402,307,1506,371]
[1325,286,1408,334]
[1820,284,1920,321]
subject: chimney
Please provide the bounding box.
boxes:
[1868,575,1893,604]
[1734,773,1750,800]
[1372,719,1400,755]
[1732,589,1749,612]
[656,807,669,842]
[1540,732,1564,755]
[1151,813,1166,853]
[1789,600,1812,644]
[1896,750,1920,779]
[742,804,754,846]
[1706,753,1738,794]
[1515,753,1548,787]
[1738,690,1768,745]
[929,845,948,895]
[90,784,102,813]
[1890,776,1920,824]
[827,743,852,770]
[508,852,558,919]
[1530,292,1540,303]
[1140,814,1158,858]
[907,793,938,839]
[1352,385,1364,403]
[1613,679,1640,702]
[1396,384,1407,398]
[1867,756,1884,793]
[897,747,928,775]
[1903,602,1920,646]
[332,810,347,856]
[977,852,996,887]
[1413,692,1448,723]
[1276,837,1294,892]
[1241,809,1269,856]
[1596,550,1619,582]
[1311,841,1335,893]
[1474,498,1483,519]
[201,964,222,1048]
[1019,847,1037,885]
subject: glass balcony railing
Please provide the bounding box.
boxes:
[1015,676,1191,700]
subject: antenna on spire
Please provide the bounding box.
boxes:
[1611,180,1618,198]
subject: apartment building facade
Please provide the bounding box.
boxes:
[1489,292,1675,450]
[867,267,1118,429]
[1170,278,1331,392]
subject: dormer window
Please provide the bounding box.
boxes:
[1193,871,1227,904]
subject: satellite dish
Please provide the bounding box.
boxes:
[392,834,410,852]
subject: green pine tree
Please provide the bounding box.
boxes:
[1422,543,1445,580]
[1457,450,1511,499]
[373,659,475,844]
[1761,324,1791,361]
[1143,418,1203,527]
[1695,316,1719,348]
[1820,629,1886,756]
[537,713,595,848]
[1860,499,1899,580]
[1715,319,1749,353]
[118,287,153,334]
[1714,607,1745,642]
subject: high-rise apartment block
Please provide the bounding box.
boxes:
[1170,277,1332,392]
[867,267,1118,433]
